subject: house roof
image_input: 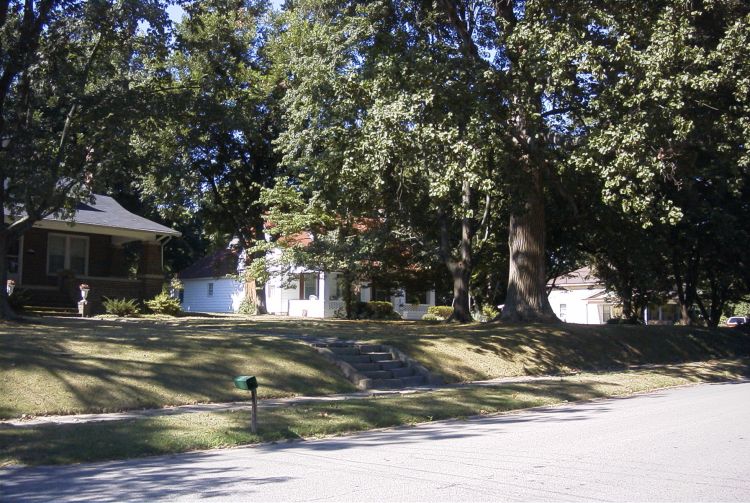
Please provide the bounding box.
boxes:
[4,195,181,238]
[178,248,240,279]
[548,266,602,287]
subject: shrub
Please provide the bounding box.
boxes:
[481,305,500,321]
[237,297,256,315]
[367,301,395,318]
[421,313,442,321]
[103,297,141,317]
[427,305,453,320]
[145,291,182,316]
[8,288,31,311]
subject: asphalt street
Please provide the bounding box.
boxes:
[2,381,749,502]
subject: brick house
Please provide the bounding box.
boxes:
[5,195,181,312]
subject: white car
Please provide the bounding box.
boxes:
[725,316,748,327]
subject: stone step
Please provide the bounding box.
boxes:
[361,370,394,379]
[391,367,416,378]
[311,340,439,391]
[329,346,360,355]
[357,344,383,353]
[25,306,79,317]
[338,354,372,364]
[364,352,392,361]
[352,362,380,372]
[376,360,403,371]
[400,375,427,387]
[369,378,405,389]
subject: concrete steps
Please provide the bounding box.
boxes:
[312,342,443,390]
[23,305,79,317]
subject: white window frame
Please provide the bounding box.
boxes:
[46,233,89,276]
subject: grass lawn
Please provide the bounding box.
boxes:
[149,316,750,381]
[1,359,747,466]
[0,317,356,419]
[2,316,748,419]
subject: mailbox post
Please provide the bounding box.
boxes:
[233,375,258,433]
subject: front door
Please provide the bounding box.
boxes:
[6,236,22,284]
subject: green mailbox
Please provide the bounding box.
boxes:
[234,375,258,391]
[234,375,259,433]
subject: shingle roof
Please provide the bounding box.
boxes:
[60,196,180,235]
[548,266,601,287]
[178,248,240,279]
[5,194,180,236]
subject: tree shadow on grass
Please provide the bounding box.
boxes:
[0,319,357,419]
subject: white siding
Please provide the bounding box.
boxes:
[182,278,245,313]
[265,273,300,315]
[548,287,608,324]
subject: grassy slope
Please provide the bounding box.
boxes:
[0,318,355,419]
[2,316,748,419]
[2,359,747,466]
[215,317,750,382]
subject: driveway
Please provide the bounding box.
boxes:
[2,381,749,502]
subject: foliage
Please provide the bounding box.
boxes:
[364,301,398,320]
[0,0,172,318]
[481,305,500,321]
[102,297,141,317]
[421,313,442,322]
[133,0,282,313]
[427,306,454,321]
[237,297,257,315]
[145,292,182,316]
[576,1,750,327]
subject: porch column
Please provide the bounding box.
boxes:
[427,290,436,306]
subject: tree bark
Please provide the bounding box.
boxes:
[440,180,474,323]
[501,167,558,323]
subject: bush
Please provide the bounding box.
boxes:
[237,297,256,315]
[427,305,453,320]
[481,305,500,321]
[8,288,31,311]
[103,297,141,317]
[367,301,395,318]
[350,301,401,320]
[145,291,182,316]
[421,313,442,321]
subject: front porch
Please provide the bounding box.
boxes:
[267,271,435,320]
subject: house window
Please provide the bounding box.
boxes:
[559,304,567,321]
[208,283,214,297]
[6,238,20,275]
[601,304,612,321]
[300,273,318,299]
[47,234,88,276]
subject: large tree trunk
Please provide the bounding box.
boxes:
[442,180,473,323]
[501,168,558,323]
[449,263,471,322]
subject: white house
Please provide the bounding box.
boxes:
[178,241,436,319]
[264,268,436,320]
[547,267,616,324]
[547,266,680,324]
[178,248,247,313]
